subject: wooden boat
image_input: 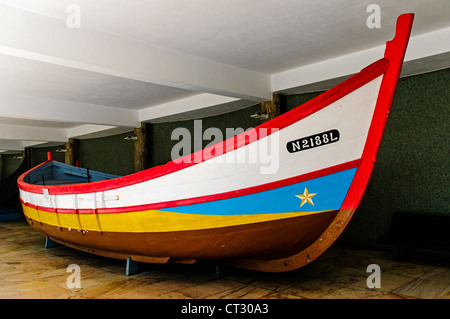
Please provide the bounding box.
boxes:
[0,155,27,220]
[18,14,414,272]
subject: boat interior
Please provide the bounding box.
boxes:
[24,161,120,186]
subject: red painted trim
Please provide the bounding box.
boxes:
[341,14,414,209]
[18,58,387,196]
[21,159,361,215]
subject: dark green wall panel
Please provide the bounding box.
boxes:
[339,68,450,247]
[78,132,134,176]
[0,154,22,179]
[31,146,65,167]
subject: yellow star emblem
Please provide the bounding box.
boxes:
[295,187,317,207]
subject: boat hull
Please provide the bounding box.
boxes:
[21,163,357,269]
[23,208,339,262]
[18,14,414,272]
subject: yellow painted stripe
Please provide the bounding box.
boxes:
[22,204,334,233]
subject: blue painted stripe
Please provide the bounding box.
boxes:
[160,168,357,215]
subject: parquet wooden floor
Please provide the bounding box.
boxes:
[1,219,449,299]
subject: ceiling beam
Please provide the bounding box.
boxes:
[22,141,50,148]
[271,27,450,94]
[0,123,67,142]
[140,93,259,123]
[0,140,28,151]
[0,94,140,128]
[0,140,49,151]
[140,93,239,122]
[68,124,133,139]
[0,4,271,102]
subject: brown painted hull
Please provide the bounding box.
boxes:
[24,210,340,270]
[228,208,356,271]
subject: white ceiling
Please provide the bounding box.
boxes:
[0,0,449,153]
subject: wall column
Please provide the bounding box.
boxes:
[261,93,281,122]
[64,138,76,166]
[25,147,32,169]
[134,123,147,172]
